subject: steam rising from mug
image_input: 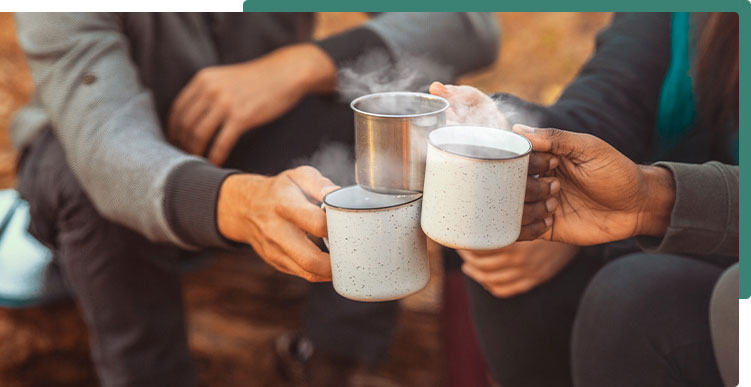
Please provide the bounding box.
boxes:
[337,49,452,101]
[292,142,356,188]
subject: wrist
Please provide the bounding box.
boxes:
[217,173,268,242]
[285,43,337,95]
[636,165,676,237]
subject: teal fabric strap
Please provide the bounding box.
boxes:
[656,12,696,156]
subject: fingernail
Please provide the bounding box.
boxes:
[549,179,560,194]
[514,124,535,133]
[549,157,559,170]
[545,197,558,212]
[544,216,553,227]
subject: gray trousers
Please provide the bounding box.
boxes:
[17,95,398,387]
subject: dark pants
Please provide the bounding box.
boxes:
[17,95,398,387]
[463,247,606,387]
[466,248,731,387]
[572,253,725,387]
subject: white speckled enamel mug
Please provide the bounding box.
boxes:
[421,125,532,250]
[323,186,429,302]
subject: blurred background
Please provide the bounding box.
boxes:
[0,12,612,387]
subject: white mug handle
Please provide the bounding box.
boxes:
[320,203,330,249]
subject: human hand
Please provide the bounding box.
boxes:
[459,240,580,298]
[513,125,676,245]
[168,43,336,165]
[429,82,509,128]
[217,166,339,282]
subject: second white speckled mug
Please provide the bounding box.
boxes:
[323,186,429,302]
[421,125,532,250]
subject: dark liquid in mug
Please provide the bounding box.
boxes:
[439,143,520,159]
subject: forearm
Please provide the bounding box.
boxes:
[314,12,500,95]
[366,12,499,80]
[282,43,337,95]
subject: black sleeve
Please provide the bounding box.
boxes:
[314,26,392,69]
[495,13,672,162]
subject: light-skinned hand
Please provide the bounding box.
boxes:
[459,240,580,298]
[168,43,336,165]
[217,166,339,282]
[429,81,509,128]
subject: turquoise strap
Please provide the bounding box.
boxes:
[656,12,696,156]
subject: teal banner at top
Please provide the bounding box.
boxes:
[243,0,748,12]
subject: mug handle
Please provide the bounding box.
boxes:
[320,203,330,250]
[305,203,330,253]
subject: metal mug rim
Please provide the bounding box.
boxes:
[323,185,423,212]
[350,91,450,119]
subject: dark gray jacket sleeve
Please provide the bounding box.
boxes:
[14,13,235,250]
[637,161,739,257]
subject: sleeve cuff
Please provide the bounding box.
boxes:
[314,26,392,68]
[636,161,732,255]
[163,160,240,249]
[489,93,544,127]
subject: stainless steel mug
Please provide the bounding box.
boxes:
[351,92,449,194]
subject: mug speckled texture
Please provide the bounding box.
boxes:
[421,126,531,250]
[324,186,429,302]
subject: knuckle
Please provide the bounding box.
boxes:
[193,129,210,143]
[549,128,565,139]
[196,69,211,82]
[490,288,509,298]
[216,96,231,109]
[294,165,317,176]
[473,271,489,284]
[273,201,289,215]
[312,220,327,237]
[532,202,545,217]
[298,255,319,273]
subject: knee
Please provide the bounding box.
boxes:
[576,253,719,331]
[573,254,657,342]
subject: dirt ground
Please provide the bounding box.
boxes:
[0,12,612,387]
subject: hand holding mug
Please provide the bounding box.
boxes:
[513,125,676,245]
[217,166,339,282]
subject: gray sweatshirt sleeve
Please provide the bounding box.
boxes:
[14,13,235,250]
[366,12,500,81]
[315,12,499,90]
[637,161,739,257]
